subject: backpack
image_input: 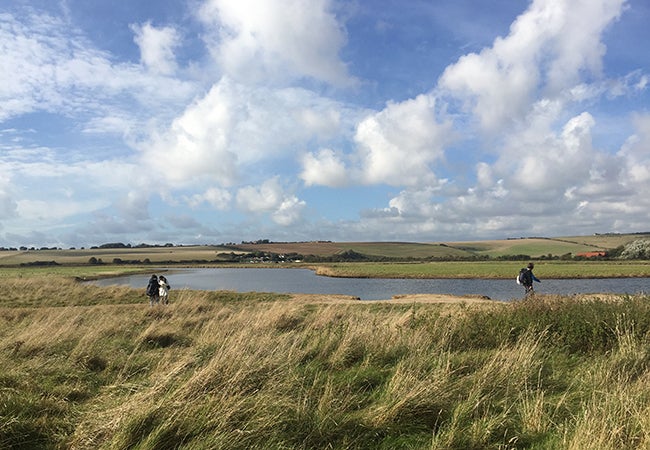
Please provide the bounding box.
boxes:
[146,279,158,296]
[517,268,532,285]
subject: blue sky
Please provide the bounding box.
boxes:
[1,0,649,248]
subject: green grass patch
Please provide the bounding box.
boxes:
[445,237,611,257]
[312,260,650,278]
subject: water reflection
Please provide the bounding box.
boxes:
[91,268,650,301]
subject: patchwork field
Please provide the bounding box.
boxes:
[235,241,471,258]
[1,233,649,266]
[213,234,650,259]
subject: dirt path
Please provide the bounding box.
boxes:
[288,293,501,304]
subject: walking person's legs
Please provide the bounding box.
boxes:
[525,284,534,296]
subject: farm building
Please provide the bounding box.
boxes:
[575,251,607,258]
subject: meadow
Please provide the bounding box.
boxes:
[2,272,650,449]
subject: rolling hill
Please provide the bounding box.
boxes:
[234,233,650,259]
[1,233,648,266]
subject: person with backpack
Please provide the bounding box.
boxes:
[146,274,160,306]
[158,275,171,305]
[517,262,541,295]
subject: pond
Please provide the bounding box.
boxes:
[91,268,650,301]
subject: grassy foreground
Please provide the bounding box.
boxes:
[3,277,650,449]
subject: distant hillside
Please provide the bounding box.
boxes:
[234,233,650,259]
[1,233,648,266]
[234,241,471,259]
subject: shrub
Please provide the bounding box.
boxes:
[620,239,650,259]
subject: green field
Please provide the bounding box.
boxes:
[2,274,650,448]
[443,238,605,258]
[311,260,650,279]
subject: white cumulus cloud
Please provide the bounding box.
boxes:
[438,0,625,132]
[300,148,348,187]
[187,187,232,209]
[131,21,180,75]
[353,94,453,186]
[198,0,353,86]
[236,177,305,225]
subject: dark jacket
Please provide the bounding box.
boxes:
[146,277,159,296]
[522,268,540,286]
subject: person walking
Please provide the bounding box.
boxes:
[158,275,171,305]
[518,262,541,295]
[146,274,160,306]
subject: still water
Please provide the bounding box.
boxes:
[91,268,650,301]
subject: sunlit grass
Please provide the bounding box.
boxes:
[312,260,650,278]
[2,275,650,448]
[0,266,151,280]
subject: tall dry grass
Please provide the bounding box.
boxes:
[2,276,650,449]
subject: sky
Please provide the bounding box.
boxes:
[1,0,649,248]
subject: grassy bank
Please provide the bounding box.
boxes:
[311,260,650,279]
[2,276,650,449]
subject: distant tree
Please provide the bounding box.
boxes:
[99,243,128,249]
[608,246,624,258]
[334,250,367,261]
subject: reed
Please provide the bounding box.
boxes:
[2,276,650,449]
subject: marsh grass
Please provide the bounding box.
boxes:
[2,277,650,448]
